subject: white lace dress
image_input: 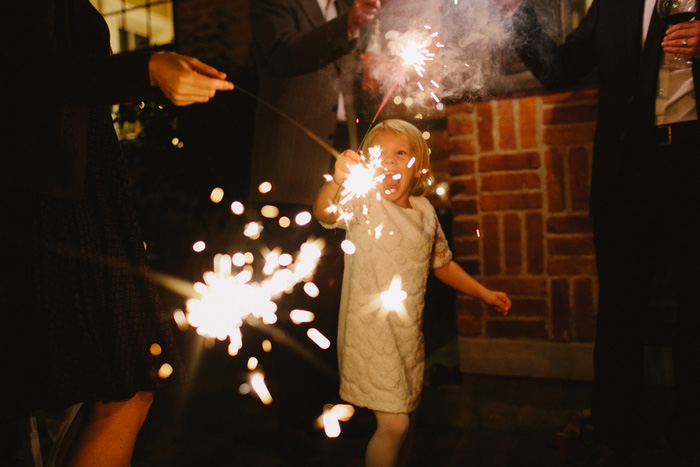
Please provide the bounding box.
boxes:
[322,195,452,413]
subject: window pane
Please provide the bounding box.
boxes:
[150,3,174,47]
[94,0,124,15]
[103,14,124,53]
[123,7,150,50]
[126,0,149,7]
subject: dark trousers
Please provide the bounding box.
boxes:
[591,125,700,456]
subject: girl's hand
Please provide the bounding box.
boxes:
[483,290,511,315]
[333,149,362,185]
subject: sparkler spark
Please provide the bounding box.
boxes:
[380,275,408,313]
[183,238,325,356]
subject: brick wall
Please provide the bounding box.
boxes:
[446,88,599,347]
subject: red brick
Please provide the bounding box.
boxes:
[526,212,545,274]
[568,146,591,212]
[449,136,476,155]
[452,198,478,215]
[451,177,477,196]
[540,87,598,104]
[456,298,483,336]
[486,320,548,339]
[545,148,565,212]
[483,277,548,296]
[452,218,480,237]
[543,104,598,125]
[449,157,476,175]
[447,116,475,136]
[543,124,596,147]
[482,214,500,276]
[507,298,547,317]
[504,213,522,274]
[478,152,540,172]
[476,101,495,152]
[453,238,480,256]
[551,278,571,340]
[446,101,475,115]
[519,96,538,148]
[429,130,451,160]
[548,256,597,275]
[480,193,542,211]
[546,215,594,234]
[573,278,595,341]
[480,172,541,192]
[457,315,482,336]
[498,99,516,150]
[547,236,595,256]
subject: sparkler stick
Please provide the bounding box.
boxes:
[234,85,341,160]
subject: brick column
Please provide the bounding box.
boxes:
[446,88,599,380]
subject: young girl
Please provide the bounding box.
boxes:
[313,119,511,466]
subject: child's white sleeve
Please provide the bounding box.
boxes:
[431,211,453,269]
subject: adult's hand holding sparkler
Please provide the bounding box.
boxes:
[347,0,382,39]
[149,52,234,106]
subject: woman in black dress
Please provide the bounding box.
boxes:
[0,1,233,465]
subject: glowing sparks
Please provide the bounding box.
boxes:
[303,282,320,298]
[261,205,279,218]
[230,201,245,215]
[149,343,162,356]
[210,187,224,203]
[183,238,325,356]
[295,211,312,226]
[307,328,331,349]
[316,404,355,438]
[341,239,356,255]
[192,241,206,253]
[380,275,408,313]
[158,363,173,379]
[339,146,384,206]
[290,309,315,324]
[258,181,272,194]
[250,372,273,405]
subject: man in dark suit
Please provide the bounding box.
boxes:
[247,0,380,462]
[499,0,700,463]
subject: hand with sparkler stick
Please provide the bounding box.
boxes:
[313,119,511,466]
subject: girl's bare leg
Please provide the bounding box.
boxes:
[396,412,415,466]
[366,411,410,467]
[57,391,153,467]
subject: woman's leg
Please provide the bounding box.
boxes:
[58,391,153,467]
[366,411,410,467]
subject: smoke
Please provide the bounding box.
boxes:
[362,0,561,106]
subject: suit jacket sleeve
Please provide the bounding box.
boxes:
[1,0,156,106]
[250,0,357,77]
[510,0,599,89]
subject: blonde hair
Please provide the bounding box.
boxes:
[360,119,434,196]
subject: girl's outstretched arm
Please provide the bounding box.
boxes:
[433,261,511,314]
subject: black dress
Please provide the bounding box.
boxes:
[0,2,184,419]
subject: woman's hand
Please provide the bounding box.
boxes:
[662,21,700,59]
[148,52,234,106]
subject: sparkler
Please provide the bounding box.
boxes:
[182,237,325,357]
[363,25,441,138]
